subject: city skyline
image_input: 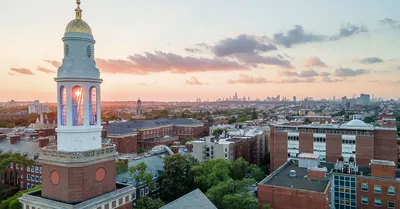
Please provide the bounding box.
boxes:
[2,0,400,102]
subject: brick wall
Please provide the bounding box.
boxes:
[113,135,138,153]
[258,184,329,209]
[41,159,116,203]
[371,164,396,178]
[357,177,400,209]
[299,133,313,154]
[356,135,374,165]
[271,131,288,171]
[374,129,398,163]
[326,134,342,163]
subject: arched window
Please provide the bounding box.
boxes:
[60,86,67,126]
[89,87,97,125]
[72,86,84,126]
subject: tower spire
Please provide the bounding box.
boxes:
[75,0,82,20]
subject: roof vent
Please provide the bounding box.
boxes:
[289,170,296,177]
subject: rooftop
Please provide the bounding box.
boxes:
[370,159,396,167]
[0,139,41,160]
[116,146,172,185]
[160,188,217,209]
[104,118,203,135]
[262,161,330,193]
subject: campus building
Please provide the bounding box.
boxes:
[258,153,400,209]
[270,119,398,171]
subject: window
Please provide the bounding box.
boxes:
[361,183,368,192]
[27,166,30,172]
[145,187,149,194]
[361,197,368,204]
[89,87,97,125]
[27,183,30,190]
[27,174,30,181]
[20,182,24,188]
[35,166,39,173]
[60,86,67,126]
[72,86,84,126]
[36,176,39,182]
[374,199,382,207]
[132,192,136,200]
[65,44,69,56]
[388,201,395,208]
[87,45,92,58]
[388,186,395,196]
[140,189,144,197]
[374,186,382,194]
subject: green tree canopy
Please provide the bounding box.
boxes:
[130,162,154,189]
[135,196,165,209]
[205,178,256,209]
[212,129,225,136]
[191,159,232,191]
[116,160,128,175]
[160,154,199,202]
[0,185,41,209]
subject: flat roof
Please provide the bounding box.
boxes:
[298,153,320,160]
[263,161,329,193]
[370,159,396,167]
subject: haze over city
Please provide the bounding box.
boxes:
[1,0,400,102]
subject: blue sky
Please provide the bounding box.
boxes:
[1,0,399,101]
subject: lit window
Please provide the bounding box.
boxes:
[361,197,368,204]
[361,183,368,192]
[374,186,382,194]
[388,186,395,196]
[374,199,382,207]
[72,86,84,126]
[60,86,67,125]
[388,201,395,208]
[89,87,97,125]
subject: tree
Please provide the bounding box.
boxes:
[135,196,165,209]
[228,117,237,124]
[160,154,199,202]
[212,129,225,136]
[0,153,34,198]
[130,162,154,189]
[251,109,258,120]
[205,178,256,209]
[181,137,195,145]
[116,160,128,175]
[0,185,41,209]
[191,159,232,192]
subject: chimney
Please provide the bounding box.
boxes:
[10,135,20,145]
[186,143,193,152]
[307,167,327,180]
[39,137,50,148]
[102,130,108,138]
[170,145,179,154]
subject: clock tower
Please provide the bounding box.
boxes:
[19,1,135,208]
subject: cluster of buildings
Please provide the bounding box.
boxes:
[258,111,399,209]
[188,125,269,165]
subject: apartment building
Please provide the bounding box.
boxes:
[270,119,398,171]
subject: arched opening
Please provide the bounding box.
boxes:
[72,86,84,126]
[60,86,67,126]
[89,86,97,125]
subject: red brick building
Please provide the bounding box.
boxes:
[103,118,206,153]
[258,153,400,209]
[270,119,398,171]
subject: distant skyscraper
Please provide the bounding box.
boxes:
[293,96,297,104]
[358,94,370,106]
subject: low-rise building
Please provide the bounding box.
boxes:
[103,118,207,153]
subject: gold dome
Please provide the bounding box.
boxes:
[65,0,92,35]
[65,19,92,35]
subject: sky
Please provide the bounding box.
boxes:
[1,0,400,102]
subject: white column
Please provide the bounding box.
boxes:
[97,84,101,125]
[84,84,90,126]
[66,83,73,127]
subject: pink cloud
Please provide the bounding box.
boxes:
[10,68,34,75]
[185,77,203,85]
[37,66,56,74]
[228,74,270,84]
